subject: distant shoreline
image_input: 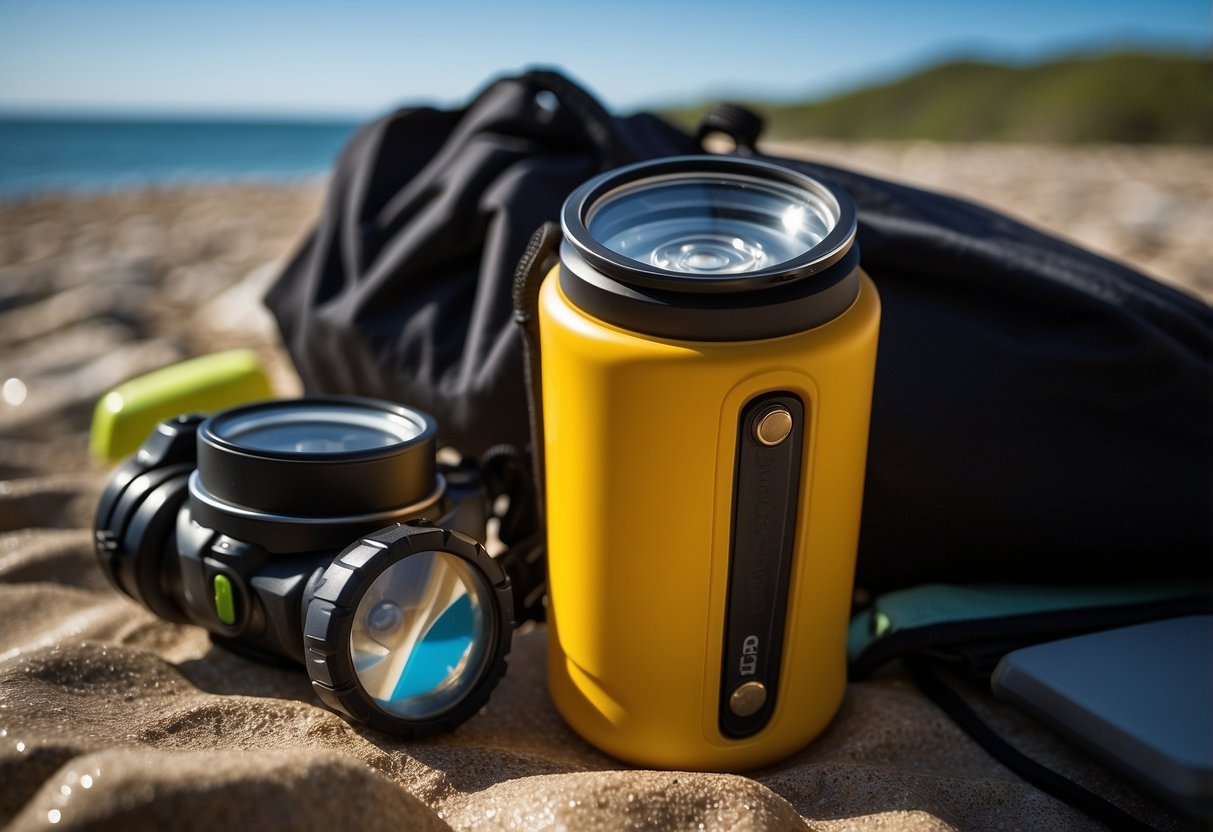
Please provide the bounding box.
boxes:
[0,117,357,199]
[664,52,1212,145]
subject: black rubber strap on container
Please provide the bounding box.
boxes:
[905,657,1160,832]
[511,221,562,525]
[505,221,562,622]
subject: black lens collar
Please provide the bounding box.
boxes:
[196,396,438,518]
[558,156,863,341]
[558,238,861,342]
[562,155,858,295]
[187,471,449,553]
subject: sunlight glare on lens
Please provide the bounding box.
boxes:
[781,205,805,235]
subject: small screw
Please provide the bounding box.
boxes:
[754,406,792,446]
[729,681,768,717]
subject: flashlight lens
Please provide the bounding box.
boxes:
[350,550,493,720]
[586,174,835,277]
[213,402,425,454]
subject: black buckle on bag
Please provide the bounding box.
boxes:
[696,103,765,154]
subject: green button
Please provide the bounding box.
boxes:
[213,574,237,626]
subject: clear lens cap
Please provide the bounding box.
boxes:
[213,401,426,454]
[585,172,837,278]
[559,156,862,339]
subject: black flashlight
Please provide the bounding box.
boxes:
[94,396,514,736]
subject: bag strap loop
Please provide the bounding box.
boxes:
[523,69,628,168]
[696,102,766,154]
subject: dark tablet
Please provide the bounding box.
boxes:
[992,615,1213,819]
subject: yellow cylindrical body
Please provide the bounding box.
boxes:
[539,267,880,771]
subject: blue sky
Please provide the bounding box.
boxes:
[0,0,1207,117]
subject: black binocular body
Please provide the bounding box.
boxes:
[94,398,515,736]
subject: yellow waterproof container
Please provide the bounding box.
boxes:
[536,156,880,771]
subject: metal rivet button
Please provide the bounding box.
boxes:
[754,406,792,446]
[729,680,768,717]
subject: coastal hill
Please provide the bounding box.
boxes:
[665,51,1211,144]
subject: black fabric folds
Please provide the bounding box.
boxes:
[265,71,1213,592]
[265,70,695,457]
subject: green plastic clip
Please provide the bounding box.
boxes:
[90,349,273,463]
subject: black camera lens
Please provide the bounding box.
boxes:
[190,397,443,552]
[95,396,518,738]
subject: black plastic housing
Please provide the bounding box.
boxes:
[92,399,512,738]
[303,523,514,736]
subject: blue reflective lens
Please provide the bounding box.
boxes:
[391,594,474,700]
[350,550,491,720]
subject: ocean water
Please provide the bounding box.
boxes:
[0,117,361,197]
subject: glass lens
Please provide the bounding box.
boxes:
[215,403,425,454]
[350,550,492,720]
[586,173,835,278]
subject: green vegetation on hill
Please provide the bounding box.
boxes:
[664,52,1212,143]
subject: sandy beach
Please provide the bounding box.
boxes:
[1,142,1209,831]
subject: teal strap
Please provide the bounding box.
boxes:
[848,581,1208,662]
